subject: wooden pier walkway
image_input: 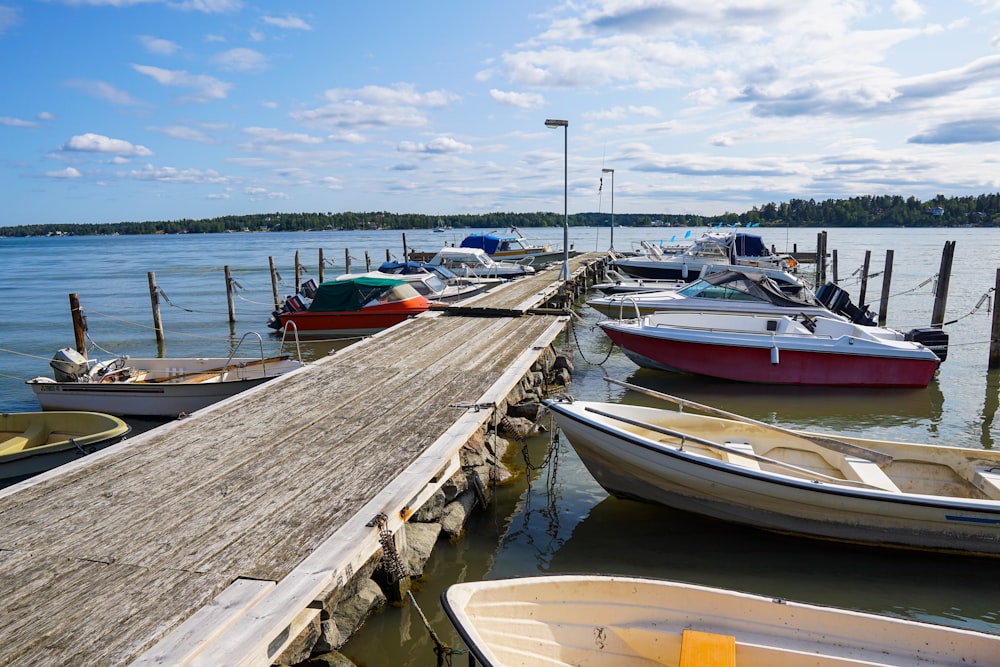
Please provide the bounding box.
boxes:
[0,253,603,666]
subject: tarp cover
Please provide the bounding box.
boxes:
[460,233,507,254]
[732,233,768,257]
[690,270,817,307]
[308,276,415,312]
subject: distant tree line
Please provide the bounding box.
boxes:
[3,193,999,237]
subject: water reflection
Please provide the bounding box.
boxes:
[546,496,1000,635]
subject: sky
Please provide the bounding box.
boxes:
[4,1,1000,225]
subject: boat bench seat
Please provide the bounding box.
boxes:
[842,457,900,493]
[972,467,1000,501]
[0,420,50,455]
[679,629,735,667]
[722,441,760,470]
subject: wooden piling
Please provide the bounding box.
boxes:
[345,248,351,275]
[148,271,165,345]
[268,257,280,310]
[402,233,408,262]
[294,250,301,292]
[69,292,87,357]
[989,269,1000,370]
[878,250,894,327]
[859,250,871,306]
[931,240,955,328]
[365,251,371,272]
[318,248,325,283]
[831,248,838,284]
[224,266,236,324]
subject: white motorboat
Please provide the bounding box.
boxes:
[545,386,1000,556]
[27,344,304,417]
[598,310,945,387]
[611,230,796,281]
[425,247,536,279]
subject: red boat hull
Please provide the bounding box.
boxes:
[601,326,938,387]
[280,297,429,336]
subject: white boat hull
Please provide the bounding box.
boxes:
[546,400,1000,556]
[442,575,1000,667]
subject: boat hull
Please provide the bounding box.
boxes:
[279,298,427,337]
[547,400,1000,556]
[442,575,1000,667]
[0,411,130,480]
[599,317,939,387]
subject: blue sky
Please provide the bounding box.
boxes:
[4,1,1000,225]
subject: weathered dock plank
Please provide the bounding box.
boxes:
[0,254,604,666]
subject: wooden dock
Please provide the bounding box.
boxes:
[0,254,603,666]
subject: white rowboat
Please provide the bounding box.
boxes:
[442,574,1000,667]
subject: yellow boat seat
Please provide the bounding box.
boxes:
[0,419,51,455]
[679,629,736,667]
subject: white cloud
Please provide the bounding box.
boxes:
[62,133,154,157]
[291,84,458,131]
[212,47,268,72]
[132,64,232,102]
[46,167,81,179]
[893,0,926,22]
[66,79,144,106]
[151,125,217,144]
[139,35,180,55]
[0,116,37,127]
[125,163,228,183]
[397,136,473,154]
[262,14,312,30]
[490,89,545,109]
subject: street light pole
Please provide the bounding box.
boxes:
[545,118,570,281]
[602,167,614,250]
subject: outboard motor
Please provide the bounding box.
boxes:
[906,328,949,362]
[49,347,92,382]
[815,283,877,326]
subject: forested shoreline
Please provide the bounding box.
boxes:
[4,193,1000,237]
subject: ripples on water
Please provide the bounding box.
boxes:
[2,227,999,664]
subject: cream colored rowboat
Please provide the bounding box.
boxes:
[442,574,1000,667]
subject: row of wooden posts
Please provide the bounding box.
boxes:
[69,233,1000,369]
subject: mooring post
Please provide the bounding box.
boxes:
[989,269,1000,370]
[148,271,165,345]
[224,265,236,324]
[931,240,955,328]
[365,251,371,272]
[268,256,280,310]
[878,249,894,327]
[69,292,87,357]
[318,248,325,283]
[859,250,872,306]
[345,248,351,274]
[831,248,838,284]
[402,233,408,262]
[294,250,301,293]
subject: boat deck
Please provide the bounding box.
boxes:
[0,253,603,666]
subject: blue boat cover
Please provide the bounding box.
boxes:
[460,233,512,254]
[732,233,767,258]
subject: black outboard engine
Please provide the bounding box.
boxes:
[905,328,949,362]
[815,283,877,326]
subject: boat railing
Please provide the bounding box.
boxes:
[279,321,303,363]
[613,295,644,321]
[223,332,268,379]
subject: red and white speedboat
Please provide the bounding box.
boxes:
[599,311,945,387]
[274,276,430,337]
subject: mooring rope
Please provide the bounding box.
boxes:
[405,590,466,666]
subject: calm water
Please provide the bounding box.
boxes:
[2,226,999,664]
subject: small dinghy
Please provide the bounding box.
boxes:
[442,574,1000,667]
[0,411,130,480]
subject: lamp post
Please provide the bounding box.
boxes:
[545,118,570,281]
[601,167,614,250]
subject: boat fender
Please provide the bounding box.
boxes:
[770,345,780,365]
[681,262,688,280]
